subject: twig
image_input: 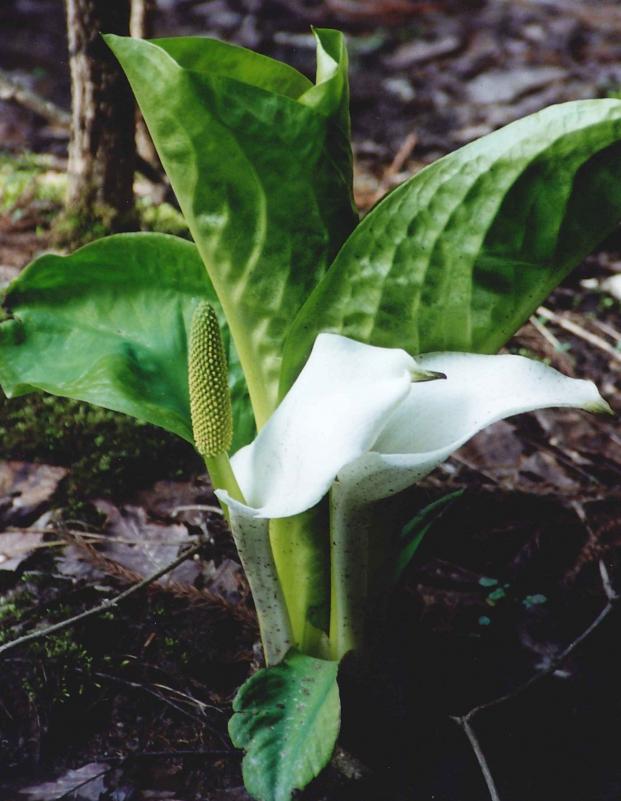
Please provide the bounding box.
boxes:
[537,306,621,365]
[599,559,617,603]
[368,132,417,206]
[107,748,238,759]
[0,541,204,658]
[0,69,70,128]
[66,534,256,627]
[450,716,502,801]
[150,680,222,714]
[468,604,614,721]
[172,504,224,516]
[528,313,566,355]
[57,768,111,801]
[589,317,621,346]
[450,559,619,800]
[92,670,229,745]
[0,71,164,186]
[7,526,202,547]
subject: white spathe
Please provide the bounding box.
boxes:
[217,333,609,518]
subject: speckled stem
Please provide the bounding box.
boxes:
[227,507,294,665]
[328,480,370,660]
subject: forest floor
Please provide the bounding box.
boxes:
[2,1,621,800]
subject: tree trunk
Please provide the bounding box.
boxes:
[130,0,156,39]
[130,0,160,170]
[61,0,135,241]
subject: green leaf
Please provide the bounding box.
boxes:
[281,100,621,389]
[151,36,312,99]
[105,30,357,426]
[0,233,254,451]
[299,28,351,135]
[391,490,464,585]
[229,650,340,801]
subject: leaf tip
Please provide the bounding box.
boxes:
[585,396,614,417]
[411,367,446,383]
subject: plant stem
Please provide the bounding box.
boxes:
[205,452,244,505]
[269,505,330,657]
[206,451,293,664]
[328,481,369,660]
[228,508,293,665]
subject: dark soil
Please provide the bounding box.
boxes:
[2,1,621,800]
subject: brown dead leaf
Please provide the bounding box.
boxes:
[204,557,246,603]
[0,530,44,571]
[18,762,109,800]
[466,65,566,104]
[94,500,201,586]
[0,461,67,526]
[383,34,462,69]
[133,476,217,526]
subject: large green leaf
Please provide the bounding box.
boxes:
[0,233,254,451]
[106,30,357,426]
[229,650,340,801]
[281,99,621,390]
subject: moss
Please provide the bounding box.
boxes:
[52,200,139,248]
[0,391,202,508]
[0,151,66,214]
[137,197,190,238]
[1,150,190,245]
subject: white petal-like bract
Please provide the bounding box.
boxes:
[217,338,609,519]
[217,333,417,518]
[339,351,609,504]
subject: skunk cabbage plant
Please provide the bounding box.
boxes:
[0,29,620,801]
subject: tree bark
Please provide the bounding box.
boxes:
[130,0,159,169]
[62,0,135,239]
[130,0,156,39]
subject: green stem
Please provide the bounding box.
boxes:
[328,481,370,660]
[205,452,244,505]
[269,502,330,657]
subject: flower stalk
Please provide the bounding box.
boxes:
[189,300,293,664]
[328,481,370,660]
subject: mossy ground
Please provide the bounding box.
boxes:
[0,392,203,510]
[0,149,190,246]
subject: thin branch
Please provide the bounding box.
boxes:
[108,748,238,759]
[93,671,206,723]
[449,715,502,801]
[528,313,566,355]
[599,559,617,603]
[0,69,71,128]
[0,70,164,185]
[537,306,621,365]
[0,541,204,658]
[464,602,614,722]
[91,670,229,746]
[7,526,202,547]
[368,132,418,206]
[450,559,619,800]
[172,504,224,516]
[57,768,111,801]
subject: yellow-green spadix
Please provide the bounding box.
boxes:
[216,333,610,520]
[188,301,232,457]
